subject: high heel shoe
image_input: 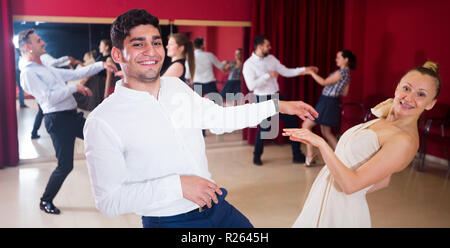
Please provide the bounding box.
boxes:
[304,154,317,167]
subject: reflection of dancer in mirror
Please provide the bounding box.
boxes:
[162,33,195,84]
[284,61,441,227]
[301,50,356,166]
[186,37,227,97]
[18,28,118,215]
[221,48,243,106]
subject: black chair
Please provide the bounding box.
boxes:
[363,94,390,122]
[417,103,450,172]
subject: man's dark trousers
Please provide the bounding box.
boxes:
[41,110,85,202]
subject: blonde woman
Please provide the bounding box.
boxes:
[284,61,441,227]
[163,33,195,84]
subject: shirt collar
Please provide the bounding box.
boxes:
[251,52,265,61]
[18,58,38,71]
[114,79,162,101]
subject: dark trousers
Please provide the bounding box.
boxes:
[141,188,253,228]
[31,105,44,137]
[41,110,85,202]
[193,81,219,97]
[16,70,25,106]
[254,94,303,159]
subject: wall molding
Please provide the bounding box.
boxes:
[12,15,170,24]
[12,15,251,27]
[173,19,251,27]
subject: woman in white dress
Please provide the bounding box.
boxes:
[283,61,442,227]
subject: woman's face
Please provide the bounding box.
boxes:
[83,53,91,62]
[166,37,183,58]
[235,49,242,61]
[335,51,348,68]
[393,71,437,117]
[99,41,105,53]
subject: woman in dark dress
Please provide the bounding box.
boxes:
[301,49,356,166]
[221,48,243,103]
[162,33,195,84]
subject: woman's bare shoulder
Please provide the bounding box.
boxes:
[372,120,419,151]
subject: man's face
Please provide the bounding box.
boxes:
[260,39,271,57]
[113,24,165,83]
[27,33,46,56]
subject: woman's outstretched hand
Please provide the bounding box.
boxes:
[282,128,325,147]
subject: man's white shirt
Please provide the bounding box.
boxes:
[242,53,305,96]
[20,61,104,114]
[185,49,226,83]
[83,77,278,218]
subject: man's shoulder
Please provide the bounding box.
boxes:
[85,96,123,129]
[265,54,278,61]
[161,76,192,93]
[20,62,41,75]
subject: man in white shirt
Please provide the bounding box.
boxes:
[18,28,117,215]
[243,35,319,166]
[18,48,82,139]
[185,37,227,98]
[83,9,318,228]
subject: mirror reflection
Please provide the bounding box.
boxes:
[13,21,247,161]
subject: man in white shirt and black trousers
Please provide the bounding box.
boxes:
[242,35,319,166]
[185,37,227,97]
[18,29,118,215]
[83,9,318,228]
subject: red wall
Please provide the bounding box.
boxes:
[11,0,252,21]
[344,0,450,159]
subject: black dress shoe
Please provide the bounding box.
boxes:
[40,201,61,215]
[31,134,41,139]
[253,156,263,166]
[293,153,306,164]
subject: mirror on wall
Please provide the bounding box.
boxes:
[13,21,248,161]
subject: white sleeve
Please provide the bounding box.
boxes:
[171,84,277,134]
[83,117,183,218]
[274,56,305,77]
[185,60,191,80]
[20,68,78,106]
[242,62,271,91]
[53,61,104,82]
[41,54,70,67]
[209,53,226,70]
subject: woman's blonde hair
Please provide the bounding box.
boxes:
[407,61,441,99]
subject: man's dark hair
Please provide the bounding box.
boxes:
[18,28,35,53]
[254,35,268,50]
[193,38,204,49]
[111,9,161,50]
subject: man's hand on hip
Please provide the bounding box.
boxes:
[180,175,223,209]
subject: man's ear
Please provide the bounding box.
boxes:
[111,47,123,64]
[25,43,32,53]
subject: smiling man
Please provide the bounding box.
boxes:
[83,9,318,228]
[18,28,117,215]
